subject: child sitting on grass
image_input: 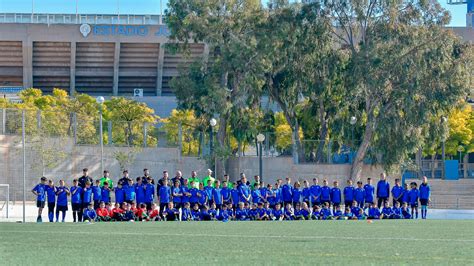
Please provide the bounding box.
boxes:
[83,203,97,222]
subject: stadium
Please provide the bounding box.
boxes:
[1,1,474,265]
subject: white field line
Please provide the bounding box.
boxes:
[1,229,474,243]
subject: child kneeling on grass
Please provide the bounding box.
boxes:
[83,203,97,222]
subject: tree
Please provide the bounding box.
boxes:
[166,0,266,178]
[445,105,474,156]
[104,97,159,147]
[325,1,473,180]
[162,109,203,156]
[257,2,336,163]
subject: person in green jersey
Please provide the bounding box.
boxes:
[202,169,215,188]
[188,171,201,189]
[99,170,114,188]
[223,174,233,189]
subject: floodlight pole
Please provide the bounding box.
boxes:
[22,110,26,223]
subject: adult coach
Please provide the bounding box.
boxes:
[202,169,215,188]
[118,170,131,187]
[376,173,390,208]
[78,168,93,189]
[99,170,113,188]
[188,171,201,189]
[78,168,93,221]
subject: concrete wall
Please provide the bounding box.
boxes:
[227,156,390,186]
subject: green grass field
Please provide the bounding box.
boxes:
[1,220,473,265]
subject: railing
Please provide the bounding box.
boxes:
[0,13,163,25]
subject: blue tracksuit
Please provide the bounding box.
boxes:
[281,184,293,202]
[343,186,354,203]
[33,184,47,202]
[231,188,240,205]
[353,187,365,205]
[124,186,136,202]
[310,185,321,203]
[239,184,251,202]
[252,189,262,204]
[377,180,390,198]
[221,187,231,202]
[180,186,189,204]
[292,188,301,203]
[114,187,124,204]
[46,186,56,203]
[159,186,171,204]
[82,187,93,204]
[368,207,381,219]
[419,183,430,200]
[70,186,82,204]
[402,188,410,203]
[408,188,419,206]
[212,188,223,205]
[144,183,155,203]
[92,185,101,202]
[330,187,341,204]
[391,185,404,201]
[135,184,146,204]
[101,188,110,203]
[364,184,375,203]
[56,186,68,207]
[320,186,331,202]
[381,207,393,218]
[302,188,311,202]
[172,187,182,203]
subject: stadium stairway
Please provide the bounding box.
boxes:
[426,179,474,209]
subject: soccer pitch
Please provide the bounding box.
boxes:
[1,220,473,265]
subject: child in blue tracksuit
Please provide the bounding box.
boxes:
[353,181,365,208]
[419,176,431,219]
[302,180,311,206]
[92,180,102,210]
[392,201,402,219]
[272,204,284,221]
[391,178,404,206]
[45,180,57,222]
[330,181,342,212]
[381,201,393,219]
[231,184,240,209]
[281,178,293,206]
[32,177,47,222]
[333,205,343,220]
[83,203,97,222]
[310,178,321,206]
[252,183,263,205]
[367,203,381,219]
[343,179,355,208]
[320,202,332,220]
[55,180,69,222]
[70,179,82,222]
[402,183,410,205]
[409,182,420,219]
[181,202,193,221]
[124,180,136,204]
[344,207,354,220]
[401,202,412,219]
[320,179,331,206]
[364,178,375,208]
[292,182,302,207]
[351,201,361,218]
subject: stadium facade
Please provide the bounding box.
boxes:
[0,13,473,110]
[0,13,207,97]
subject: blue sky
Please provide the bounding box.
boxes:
[0,0,468,26]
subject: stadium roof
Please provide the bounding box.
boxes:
[0,13,163,25]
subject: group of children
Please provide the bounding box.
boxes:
[31,169,431,223]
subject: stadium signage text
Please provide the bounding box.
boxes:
[80,24,170,38]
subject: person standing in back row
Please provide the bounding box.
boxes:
[78,168,93,221]
[376,173,390,208]
[419,176,431,219]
